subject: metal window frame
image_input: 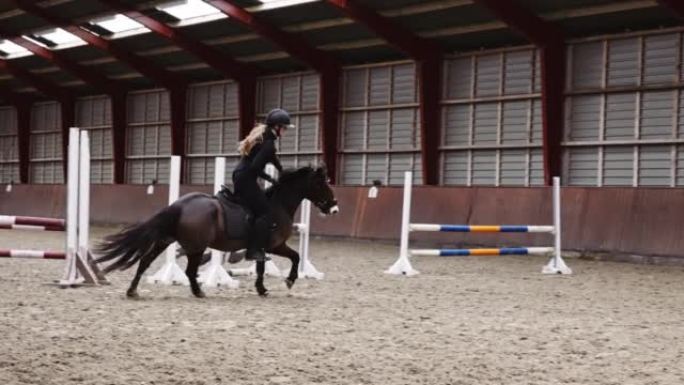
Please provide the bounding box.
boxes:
[440,47,542,187]
[564,30,684,187]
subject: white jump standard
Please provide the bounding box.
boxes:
[147,155,190,286]
[387,171,572,276]
[0,128,106,286]
[196,157,240,288]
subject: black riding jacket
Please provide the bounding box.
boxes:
[234,128,283,183]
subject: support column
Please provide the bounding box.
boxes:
[111,92,127,184]
[320,66,340,184]
[238,77,257,139]
[16,103,31,184]
[540,42,565,185]
[418,57,442,186]
[60,98,75,180]
[169,86,187,182]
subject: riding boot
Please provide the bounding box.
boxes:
[246,215,272,262]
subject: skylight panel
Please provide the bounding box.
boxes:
[39,28,83,45]
[157,0,222,20]
[94,14,146,34]
[254,0,318,10]
[0,40,32,58]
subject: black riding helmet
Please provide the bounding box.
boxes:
[265,108,295,130]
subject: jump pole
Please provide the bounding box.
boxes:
[197,157,240,288]
[147,155,189,285]
[387,172,572,276]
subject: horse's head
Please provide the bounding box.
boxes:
[304,166,339,216]
[273,166,339,215]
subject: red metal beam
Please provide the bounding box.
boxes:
[111,91,126,184]
[238,77,256,140]
[325,0,442,185]
[15,102,31,184]
[169,86,187,182]
[320,67,340,184]
[14,0,185,88]
[657,0,684,20]
[97,0,257,79]
[472,0,565,185]
[1,34,126,94]
[540,45,564,184]
[209,0,341,179]
[325,0,442,59]
[60,98,75,178]
[418,58,441,186]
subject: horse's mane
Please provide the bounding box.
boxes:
[265,166,315,196]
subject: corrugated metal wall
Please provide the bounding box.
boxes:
[0,106,19,183]
[186,80,240,184]
[256,72,322,170]
[564,31,684,187]
[339,61,422,185]
[440,47,543,186]
[125,89,171,184]
[75,95,114,183]
[29,101,63,184]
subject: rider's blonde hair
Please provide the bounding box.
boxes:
[238,123,267,156]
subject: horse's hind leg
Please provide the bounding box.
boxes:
[270,243,299,289]
[127,244,166,299]
[186,252,206,298]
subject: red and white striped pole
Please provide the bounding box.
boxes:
[0,215,66,231]
[0,249,65,259]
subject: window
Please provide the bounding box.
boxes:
[339,62,422,186]
[564,32,684,187]
[440,49,543,187]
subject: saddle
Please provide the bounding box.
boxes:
[215,184,253,222]
[214,185,275,264]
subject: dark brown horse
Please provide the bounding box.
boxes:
[95,166,338,298]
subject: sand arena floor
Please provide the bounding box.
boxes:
[1,226,684,385]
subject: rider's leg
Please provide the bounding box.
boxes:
[239,181,271,262]
[247,213,271,262]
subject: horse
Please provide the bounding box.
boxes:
[95,166,338,298]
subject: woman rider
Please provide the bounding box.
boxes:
[233,108,292,262]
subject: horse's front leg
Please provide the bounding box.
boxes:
[270,243,299,289]
[255,260,268,296]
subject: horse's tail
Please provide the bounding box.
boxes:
[95,205,181,274]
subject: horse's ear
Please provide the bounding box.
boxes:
[316,163,328,177]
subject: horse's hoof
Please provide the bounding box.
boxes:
[126,291,140,299]
[193,290,206,298]
[258,289,269,297]
[285,279,295,289]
